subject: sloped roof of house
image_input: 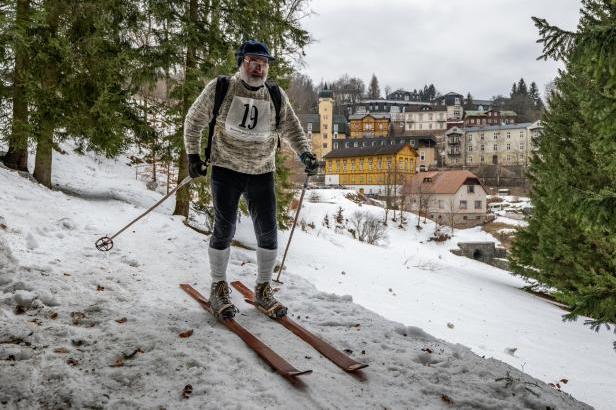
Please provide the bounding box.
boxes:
[402,170,485,195]
[348,113,391,120]
[298,114,348,134]
[464,122,533,132]
[323,143,417,159]
[464,109,517,118]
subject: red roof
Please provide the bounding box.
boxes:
[402,170,485,195]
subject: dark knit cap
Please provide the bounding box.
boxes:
[235,40,275,66]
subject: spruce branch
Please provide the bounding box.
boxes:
[532,16,576,62]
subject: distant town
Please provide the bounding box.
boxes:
[286,76,543,188]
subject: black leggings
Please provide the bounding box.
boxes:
[209,166,278,250]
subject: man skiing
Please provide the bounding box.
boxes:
[184,40,318,320]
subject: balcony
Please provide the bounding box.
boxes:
[448,149,461,156]
[447,137,461,145]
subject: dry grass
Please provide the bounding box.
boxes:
[482,221,519,250]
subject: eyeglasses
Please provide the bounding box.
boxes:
[244,56,269,69]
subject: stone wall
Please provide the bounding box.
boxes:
[451,241,509,269]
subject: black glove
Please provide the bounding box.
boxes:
[188,154,208,178]
[300,152,319,175]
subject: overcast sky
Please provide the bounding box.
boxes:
[298,0,581,100]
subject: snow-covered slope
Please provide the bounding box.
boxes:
[0,146,603,409]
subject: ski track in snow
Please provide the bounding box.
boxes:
[0,144,603,409]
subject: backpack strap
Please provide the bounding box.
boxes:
[265,82,282,129]
[265,81,282,150]
[204,75,230,165]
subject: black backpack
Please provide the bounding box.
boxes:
[204,75,282,165]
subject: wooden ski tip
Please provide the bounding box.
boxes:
[287,369,313,377]
[346,363,369,372]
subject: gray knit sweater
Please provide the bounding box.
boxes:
[184,72,310,175]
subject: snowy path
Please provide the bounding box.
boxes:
[0,148,598,409]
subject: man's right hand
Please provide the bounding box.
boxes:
[188,154,208,178]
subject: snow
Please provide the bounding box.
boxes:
[0,144,610,409]
[494,216,529,227]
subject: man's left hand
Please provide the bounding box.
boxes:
[300,152,319,175]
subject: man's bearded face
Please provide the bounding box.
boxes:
[240,55,269,87]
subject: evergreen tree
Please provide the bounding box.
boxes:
[466,92,473,106]
[508,77,539,122]
[1,0,145,187]
[510,0,616,343]
[1,0,30,172]
[274,151,295,229]
[368,74,380,99]
[529,81,544,110]
[516,78,528,95]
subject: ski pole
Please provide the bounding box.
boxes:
[95,175,194,251]
[274,173,310,284]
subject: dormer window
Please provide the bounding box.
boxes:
[423,177,432,183]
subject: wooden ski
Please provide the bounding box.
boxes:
[180,284,312,378]
[231,281,368,373]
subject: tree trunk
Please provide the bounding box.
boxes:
[173,0,198,217]
[3,0,30,172]
[33,0,60,188]
[33,122,53,188]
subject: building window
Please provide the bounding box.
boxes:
[460,200,467,209]
[351,161,355,171]
[369,160,373,170]
[420,151,425,161]
[468,156,473,163]
[475,200,482,209]
[507,131,511,138]
[468,134,473,142]
[378,159,382,169]
[343,161,347,172]
[328,162,333,172]
[480,145,485,151]
[307,123,312,131]
[438,200,444,209]
[493,133,498,140]
[493,144,498,151]
[480,155,485,162]
[468,145,473,152]
[480,133,484,140]
[506,143,511,150]
[359,160,364,171]
[520,143,525,150]
[467,185,475,193]
[507,154,512,161]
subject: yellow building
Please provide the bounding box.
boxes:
[298,89,347,160]
[348,113,390,138]
[323,144,418,195]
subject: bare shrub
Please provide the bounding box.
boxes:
[308,191,321,203]
[350,211,387,244]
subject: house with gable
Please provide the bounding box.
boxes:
[402,170,488,227]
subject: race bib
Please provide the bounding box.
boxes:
[224,96,273,141]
